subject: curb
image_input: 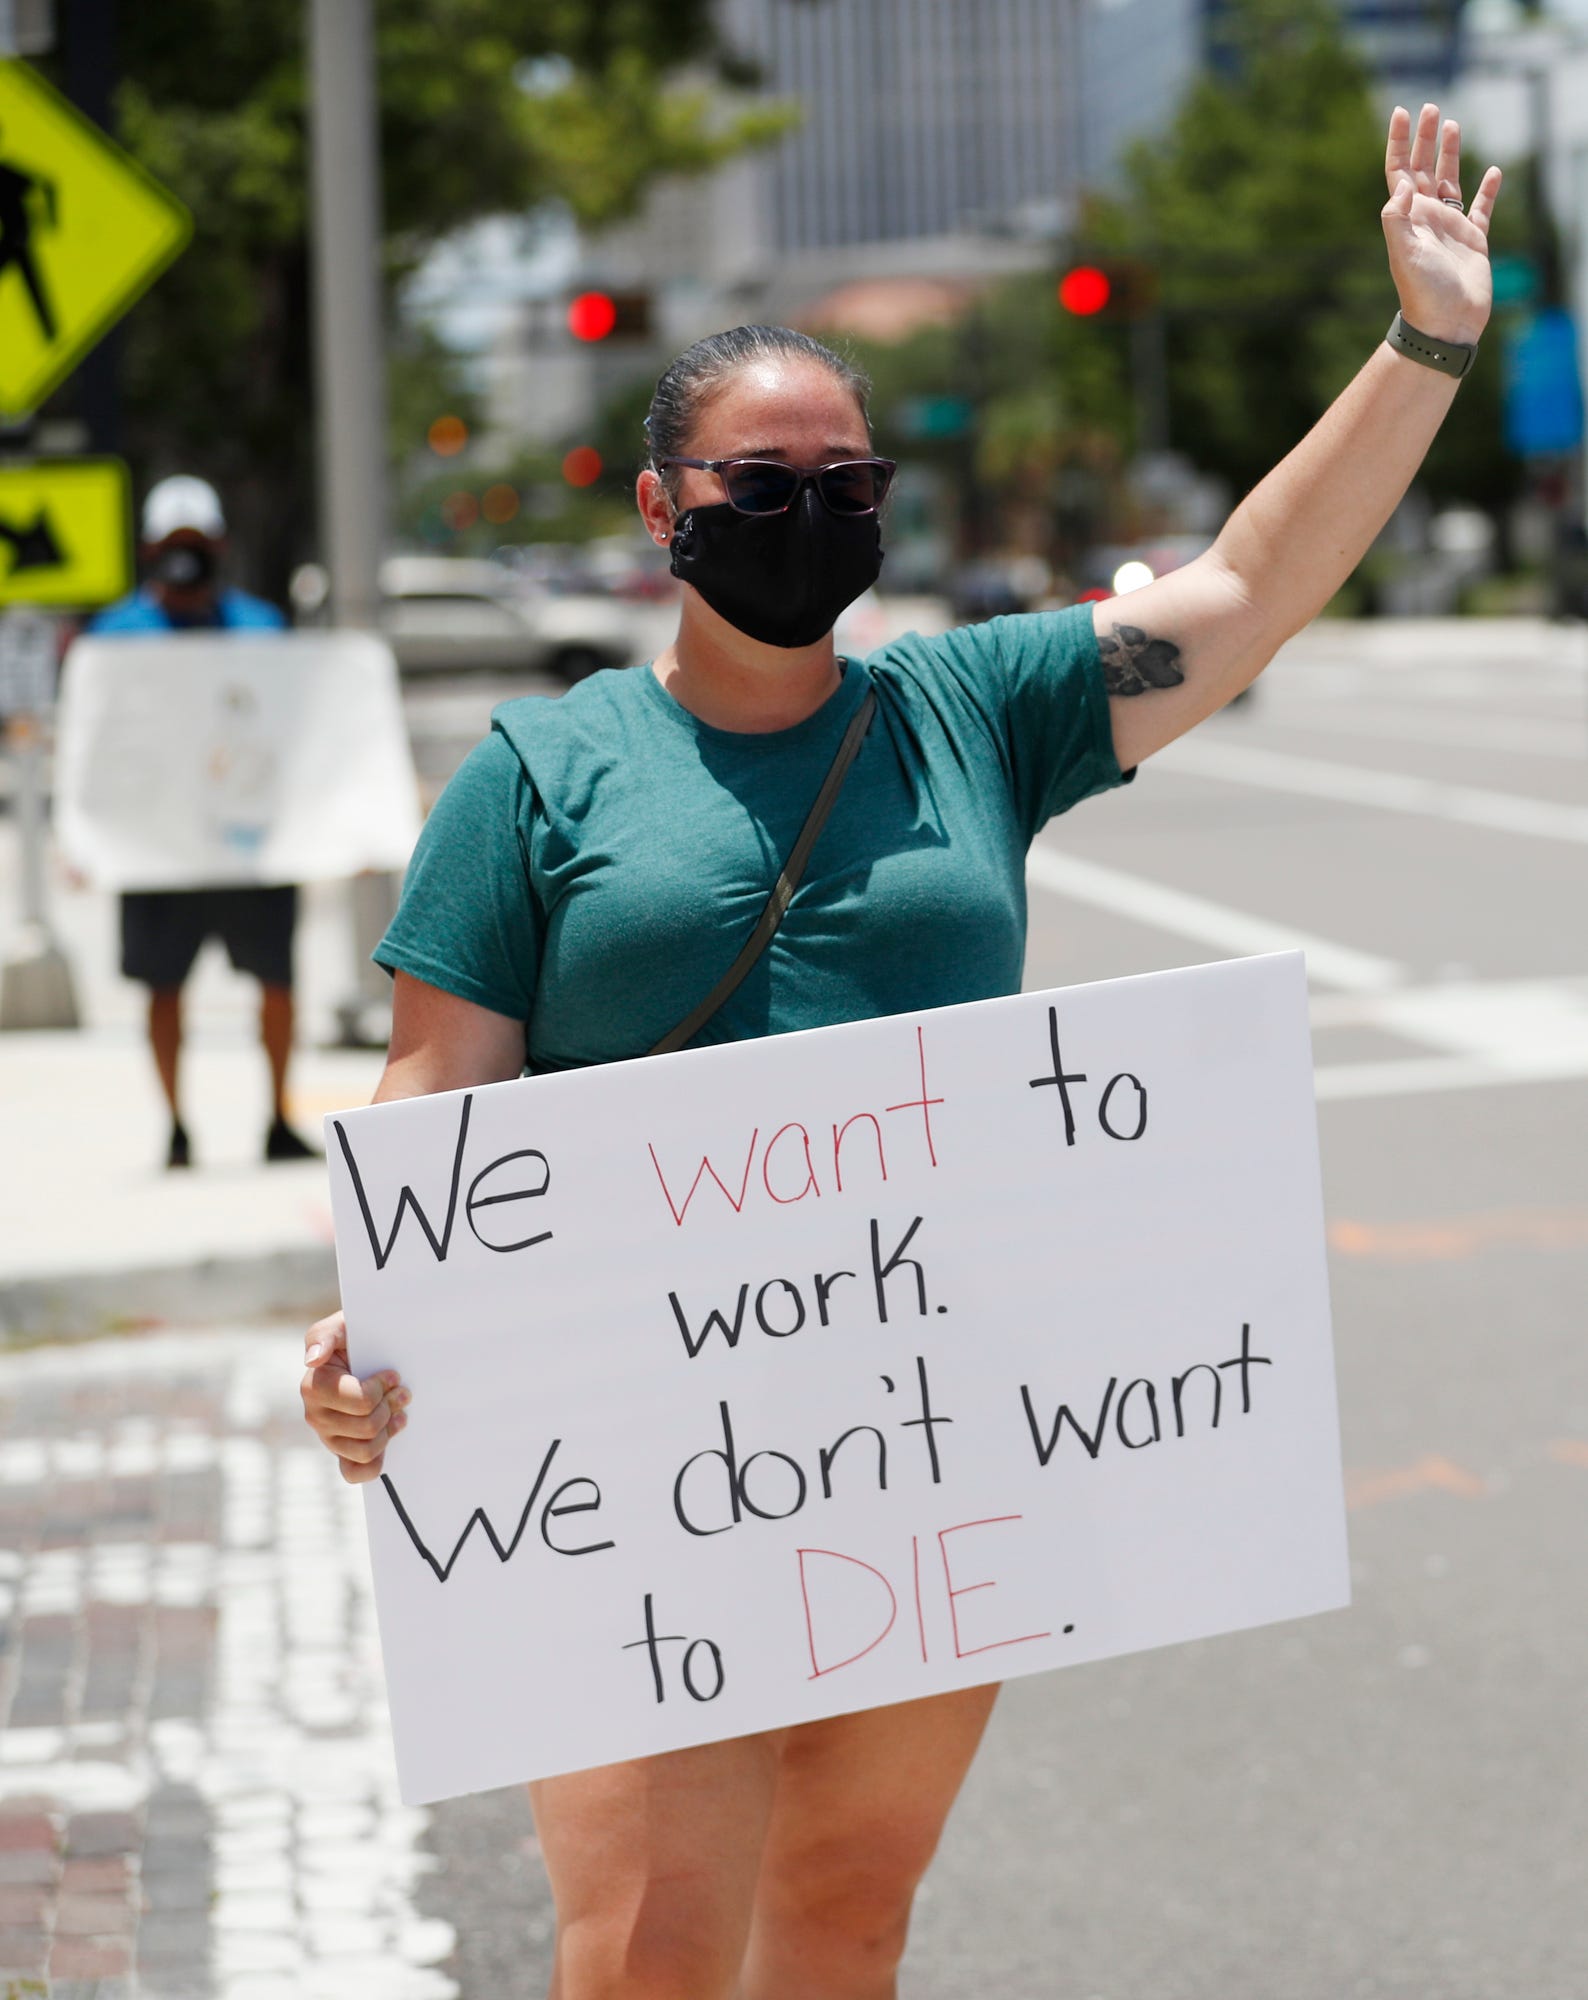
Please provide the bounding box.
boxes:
[0,1245,340,1347]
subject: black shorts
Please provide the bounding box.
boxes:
[120,885,298,990]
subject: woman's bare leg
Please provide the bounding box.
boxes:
[739,1684,1000,2000]
[531,1729,786,2000]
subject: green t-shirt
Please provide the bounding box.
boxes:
[375,604,1129,1071]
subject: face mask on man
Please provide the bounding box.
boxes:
[152,541,218,590]
[668,485,883,649]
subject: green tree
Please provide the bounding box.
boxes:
[1096,0,1532,514]
[844,0,1535,570]
[50,0,796,591]
[387,324,483,480]
[847,283,1135,565]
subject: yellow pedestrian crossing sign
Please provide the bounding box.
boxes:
[0,459,131,607]
[0,60,191,417]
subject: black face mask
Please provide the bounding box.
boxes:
[152,542,218,590]
[668,487,883,649]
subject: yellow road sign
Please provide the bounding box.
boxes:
[0,459,131,606]
[0,61,191,417]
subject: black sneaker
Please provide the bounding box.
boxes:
[264,1116,320,1163]
[166,1121,191,1170]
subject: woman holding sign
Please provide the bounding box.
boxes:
[304,107,1497,1999]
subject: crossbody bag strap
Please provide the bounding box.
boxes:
[647,685,877,1058]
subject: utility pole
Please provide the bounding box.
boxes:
[66,0,119,455]
[308,0,385,633]
[307,0,397,1044]
[1129,306,1170,458]
[0,610,79,1030]
[0,2,79,1031]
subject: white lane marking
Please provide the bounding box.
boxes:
[1310,977,1588,1052]
[1161,738,1588,845]
[1273,617,1587,685]
[1265,661,1585,707]
[1313,977,1588,1101]
[1247,701,1585,763]
[1025,847,1406,992]
[1315,1051,1588,1100]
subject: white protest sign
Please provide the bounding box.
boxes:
[327,953,1348,1807]
[54,630,421,889]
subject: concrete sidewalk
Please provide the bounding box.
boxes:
[0,1327,478,1999]
[0,1029,383,1344]
[1,840,385,1344]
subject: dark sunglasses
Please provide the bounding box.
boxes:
[657,455,897,517]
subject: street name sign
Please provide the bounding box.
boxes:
[897,394,975,440]
[326,952,1349,1806]
[1490,255,1540,311]
[0,59,191,417]
[0,458,129,606]
[1503,307,1585,460]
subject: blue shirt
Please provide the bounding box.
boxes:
[90,586,286,634]
[375,605,1130,1072]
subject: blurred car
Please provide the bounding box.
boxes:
[1074,535,1212,602]
[498,536,679,603]
[378,556,640,681]
[1074,532,1256,705]
[949,556,1053,624]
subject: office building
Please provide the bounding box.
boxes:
[486,0,1480,443]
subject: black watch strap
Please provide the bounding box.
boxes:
[1385,310,1477,380]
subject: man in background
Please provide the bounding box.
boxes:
[91,475,317,1169]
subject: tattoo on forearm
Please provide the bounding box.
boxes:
[1098,622,1185,697]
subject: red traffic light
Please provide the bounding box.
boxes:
[568,291,619,342]
[565,289,653,342]
[1058,266,1112,316]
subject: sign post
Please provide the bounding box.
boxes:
[0,56,189,1028]
[0,604,76,1029]
[306,0,397,1048]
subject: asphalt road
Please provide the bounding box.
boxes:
[3,614,1584,1998]
[904,617,1588,2000]
[405,616,1588,1998]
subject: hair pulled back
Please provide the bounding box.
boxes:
[645,325,872,497]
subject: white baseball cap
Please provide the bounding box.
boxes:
[142,474,226,543]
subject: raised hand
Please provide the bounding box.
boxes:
[1382,103,1502,347]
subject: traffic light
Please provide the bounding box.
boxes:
[567,290,653,342]
[1058,266,1111,316]
[1057,259,1156,320]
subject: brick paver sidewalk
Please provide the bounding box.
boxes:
[0,1330,475,2000]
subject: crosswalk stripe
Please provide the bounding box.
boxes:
[1161,738,1588,845]
[1024,847,1405,992]
[1252,700,1583,763]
